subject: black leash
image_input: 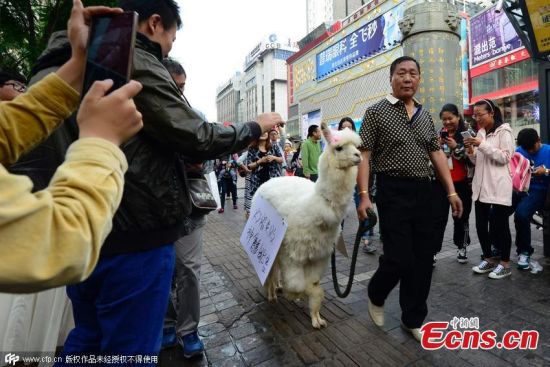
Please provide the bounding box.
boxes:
[331,209,377,298]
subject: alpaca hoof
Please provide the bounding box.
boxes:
[312,316,327,329]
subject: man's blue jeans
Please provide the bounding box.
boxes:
[56,244,175,366]
[514,189,547,255]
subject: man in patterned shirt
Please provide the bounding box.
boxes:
[356,56,463,342]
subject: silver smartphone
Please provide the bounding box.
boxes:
[460,131,473,139]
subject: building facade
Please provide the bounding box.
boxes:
[216,73,243,123]
[332,0,367,21]
[216,34,297,124]
[288,0,470,139]
[307,0,334,33]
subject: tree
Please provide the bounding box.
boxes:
[0,0,116,76]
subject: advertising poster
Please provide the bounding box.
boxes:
[315,4,404,80]
[301,110,322,139]
[524,0,550,54]
[469,6,523,68]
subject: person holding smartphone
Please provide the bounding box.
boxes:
[16,1,285,363]
[465,99,514,279]
[432,104,473,264]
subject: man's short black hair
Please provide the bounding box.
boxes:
[119,0,182,30]
[517,128,540,151]
[390,56,421,77]
[162,58,186,77]
[0,69,27,85]
[307,124,319,138]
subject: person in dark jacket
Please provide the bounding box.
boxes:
[218,160,238,213]
[12,0,284,363]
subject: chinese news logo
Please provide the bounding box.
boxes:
[5,353,20,366]
[421,317,539,350]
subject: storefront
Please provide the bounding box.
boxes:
[286,0,405,139]
[469,5,539,136]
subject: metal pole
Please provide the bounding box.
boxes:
[539,61,550,257]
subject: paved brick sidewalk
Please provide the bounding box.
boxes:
[160,184,550,366]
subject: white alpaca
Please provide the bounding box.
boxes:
[253,122,361,329]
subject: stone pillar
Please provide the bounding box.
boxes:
[399,1,462,121]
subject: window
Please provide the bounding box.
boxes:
[273,49,294,61]
[471,59,538,97]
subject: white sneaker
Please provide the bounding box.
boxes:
[401,322,422,342]
[488,264,512,279]
[517,252,530,270]
[457,247,467,264]
[472,260,496,274]
[368,299,384,327]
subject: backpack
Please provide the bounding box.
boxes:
[509,152,531,192]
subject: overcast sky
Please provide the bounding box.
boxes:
[171,0,307,121]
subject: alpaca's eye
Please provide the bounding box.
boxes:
[335,146,343,152]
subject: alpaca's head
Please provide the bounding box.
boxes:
[320,122,362,169]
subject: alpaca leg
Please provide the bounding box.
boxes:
[265,262,280,302]
[306,281,326,329]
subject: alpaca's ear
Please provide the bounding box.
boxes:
[321,121,333,144]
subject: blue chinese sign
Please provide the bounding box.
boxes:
[316,4,404,80]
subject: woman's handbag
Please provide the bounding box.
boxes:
[186,175,218,215]
[178,155,218,216]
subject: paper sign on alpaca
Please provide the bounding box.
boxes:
[240,194,288,285]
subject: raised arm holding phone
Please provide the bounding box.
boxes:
[0,0,144,293]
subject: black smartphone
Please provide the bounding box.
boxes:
[440,130,449,140]
[82,12,138,97]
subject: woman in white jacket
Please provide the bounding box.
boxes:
[465,99,514,279]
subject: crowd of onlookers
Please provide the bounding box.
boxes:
[430,100,547,279]
[0,0,285,363]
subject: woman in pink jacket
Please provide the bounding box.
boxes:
[465,99,514,279]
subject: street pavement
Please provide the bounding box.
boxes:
[160,181,550,367]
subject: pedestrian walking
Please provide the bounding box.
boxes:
[356,56,462,342]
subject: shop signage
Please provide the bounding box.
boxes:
[469,5,524,68]
[520,0,550,59]
[470,48,531,78]
[315,4,404,80]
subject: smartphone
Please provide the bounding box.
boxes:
[82,12,138,97]
[460,131,473,139]
[440,130,449,140]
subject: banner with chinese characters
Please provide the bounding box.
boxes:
[240,194,288,285]
[470,48,531,78]
[469,5,524,68]
[315,3,404,80]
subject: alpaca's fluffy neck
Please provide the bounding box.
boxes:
[313,159,358,215]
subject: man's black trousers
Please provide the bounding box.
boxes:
[368,174,435,328]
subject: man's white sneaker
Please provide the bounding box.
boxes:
[517,252,530,270]
[472,260,496,274]
[488,264,512,279]
[457,247,468,264]
[401,322,422,342]
[368,299,384,327]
